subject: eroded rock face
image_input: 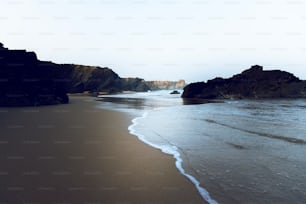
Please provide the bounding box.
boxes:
[182,65,306,99]
[59,64,122,94]
[118,78,151,92]
[0,44,69,106]
[59,66,150,94]
[0,43,151,106]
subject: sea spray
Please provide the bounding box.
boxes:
[128,111,218,204]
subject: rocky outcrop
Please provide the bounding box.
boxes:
[0,44,69,106]
[59,64,120,94]
[0,43,151,106]
[182,65,306,99]
[59,66,150,94]
[62,68,183,94]
[170,90,180,94]
[117,78,150,92]
[145,80,186,90]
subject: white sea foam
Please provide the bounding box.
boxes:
[128,111,218,204]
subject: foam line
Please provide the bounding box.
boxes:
[128,111,218,204]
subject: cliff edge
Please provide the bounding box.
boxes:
[0,43,151,106]
[0,43,69,106]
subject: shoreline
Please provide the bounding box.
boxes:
[128,111,218,204]
[0,96,205,204]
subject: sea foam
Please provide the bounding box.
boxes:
[128,111,218,204]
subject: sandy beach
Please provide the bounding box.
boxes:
[0,96,205,204]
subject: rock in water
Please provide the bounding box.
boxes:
[182,65,306,99]
[170,90,180,94]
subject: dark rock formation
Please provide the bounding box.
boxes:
[1,42,190,106]
[117,77,150,93]
[0,44,69,106]
[145,80,186,91]
[59,64,121,94]
[0,43,151,106]
[170,90,180,95]
[59,66,150,95]
[182,65,306,99]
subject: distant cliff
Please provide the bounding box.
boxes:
[145,80,186,90]
[182,65,306,99]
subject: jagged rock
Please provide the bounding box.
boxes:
[182,65,306,99]
[59,66,150,94]
[117,78,150,92]
[0,44,69,106]
[0,43,151,106]
[59,64,121,94]
[0,43,5,50]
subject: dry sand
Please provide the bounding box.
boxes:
[0,96,205,204]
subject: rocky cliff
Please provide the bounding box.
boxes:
[0,43,69,106]
[0,43,151,106]
[182,65,306,99]
[118,78,151,92]
[59,64,118,94]
[145,80,186,90]
[59,66,150,94]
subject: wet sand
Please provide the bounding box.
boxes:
[0,96,205,204]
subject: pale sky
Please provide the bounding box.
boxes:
[1,0,306,82]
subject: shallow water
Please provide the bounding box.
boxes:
[97,91,306,204]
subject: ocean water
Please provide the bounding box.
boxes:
[97,91,306,204]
